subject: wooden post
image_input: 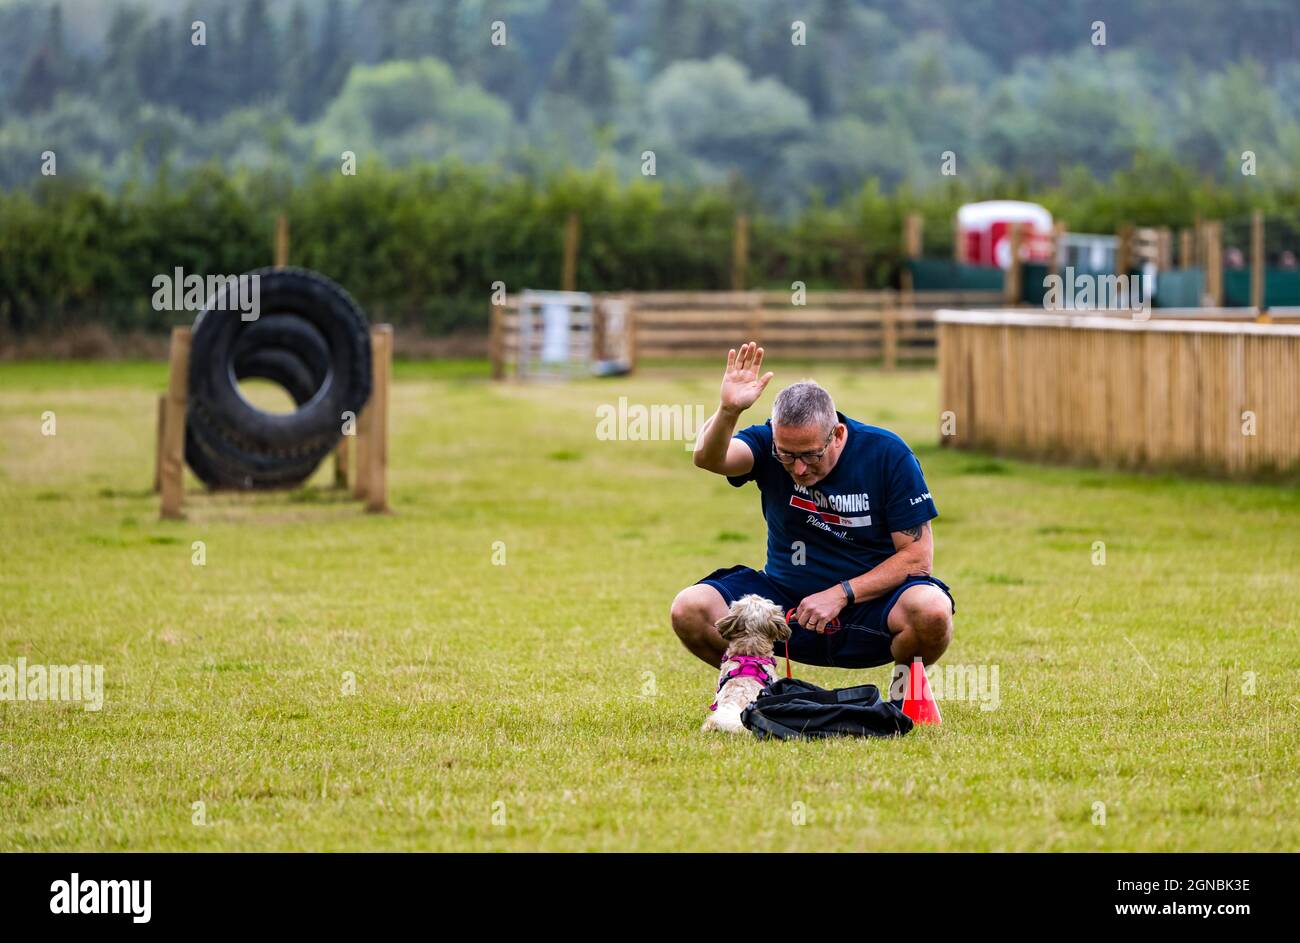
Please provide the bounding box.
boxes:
[1052,221,1068,270]
[489,300,505,380]
[1116,225,1133,311]
[159,327,191,520]
[1116,224,1133,275]
[1196,223,1208,298]
[1003,222,1023,305]
[881,298,898,371]
[561,213,580,292]
[1157,227,1173,270]
[592,297,607,362]
[731,213,749,291]
[365,325,392,514]
[1251,209,1265,312]
[953,215,965,263]
[153,395,166,492]
[275,215,289,269]
[334,437,349,489]
[625,304,639,375]
[353,365,375,502]
[903,212,923,258]
[1179,228,1194,268]
[901,212,922,293]
[847,249,866,290]
[1206,221,1224,306]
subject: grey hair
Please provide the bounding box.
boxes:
[772,380,837,432]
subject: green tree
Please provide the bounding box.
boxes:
[11,4,75,114]
[314,58,514,167]
[283,1,315,120]
[646,56,811,196]
[235,0,280,104]
[308,0,354,120]
[548,0,615,121]
[100,5,147,114]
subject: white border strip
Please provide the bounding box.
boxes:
[935,309,1300,337]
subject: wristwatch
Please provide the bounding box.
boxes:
[839,580,855,605]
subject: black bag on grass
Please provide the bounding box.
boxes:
[740,678,913,740]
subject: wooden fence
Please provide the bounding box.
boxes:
[937,309,1300,477]
[1069,306,1300,324]
[491,289,1002,377]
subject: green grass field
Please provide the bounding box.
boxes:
[1,359,1297,851]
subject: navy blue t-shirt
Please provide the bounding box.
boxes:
[727,411,938,599]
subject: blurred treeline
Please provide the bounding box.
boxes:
[3,0,1300,201]
[3,157,1294,337]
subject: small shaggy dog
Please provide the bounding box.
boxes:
[702,594,792,733]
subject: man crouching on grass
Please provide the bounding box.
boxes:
[671,342,954,700]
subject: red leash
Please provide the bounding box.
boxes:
[783,608,842,679]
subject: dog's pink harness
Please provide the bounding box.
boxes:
[709,654,777,711]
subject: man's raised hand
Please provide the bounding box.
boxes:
[720,342,774,415]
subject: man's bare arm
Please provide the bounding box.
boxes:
[693,342,773,476]
[845,521,934,602]
[692,407,755,475]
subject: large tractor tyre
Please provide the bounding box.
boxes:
[232,347,325,407]
[187,343,335,490]
[230,313,333,392]
[188,267,371,460]
[184,422,334,491]
[184,267,371,489]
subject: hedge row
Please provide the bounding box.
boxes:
[1,158,1289,336]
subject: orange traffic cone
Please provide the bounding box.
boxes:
[901,658,942,725]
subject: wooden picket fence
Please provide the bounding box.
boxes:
[937,309,1300,477]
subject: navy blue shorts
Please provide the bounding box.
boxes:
[696,565,955,669]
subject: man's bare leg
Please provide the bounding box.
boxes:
[886,583,954,663]
[670,584,731,668]
[886,583,954,698]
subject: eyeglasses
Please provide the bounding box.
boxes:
[771,430,835,465]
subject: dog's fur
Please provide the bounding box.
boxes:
[701,594,792,733]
